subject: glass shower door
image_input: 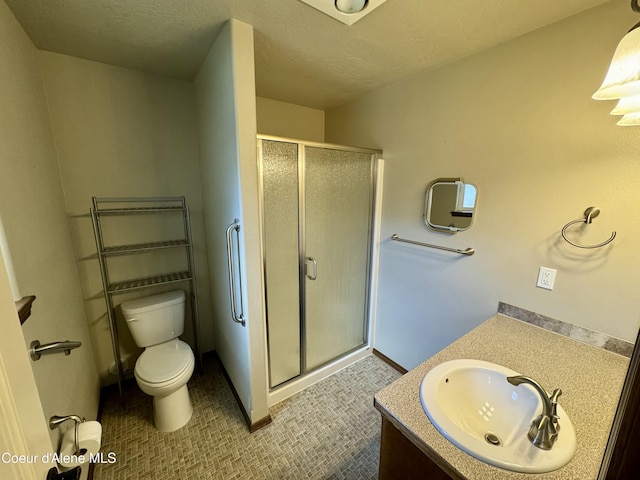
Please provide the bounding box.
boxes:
[303,147,374,370]
[262,140,301,388]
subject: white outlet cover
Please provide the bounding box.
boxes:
[299,0,388,25]
[536,267,557,290]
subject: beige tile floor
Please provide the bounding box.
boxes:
[94,354,401,479]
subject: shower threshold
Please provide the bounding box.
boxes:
[267,345,372,407]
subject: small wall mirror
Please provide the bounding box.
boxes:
[424,178,478,233]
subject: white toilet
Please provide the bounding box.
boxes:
[121,290,195,432]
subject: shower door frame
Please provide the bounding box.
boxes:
[257,135,382,394]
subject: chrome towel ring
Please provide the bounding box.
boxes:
[561,207,616,249]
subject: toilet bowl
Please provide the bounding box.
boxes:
[121,290,195,432]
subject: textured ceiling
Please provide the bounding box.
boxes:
[5,0,612,109]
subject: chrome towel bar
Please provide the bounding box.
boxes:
[391,234,475,256]
[30,340,82,361]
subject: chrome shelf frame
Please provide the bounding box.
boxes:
[107,271,193,293]
[91,196,201,400]
[101,239,190,256]
[94,206,186,215]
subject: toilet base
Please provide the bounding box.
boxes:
[153,384,193,432]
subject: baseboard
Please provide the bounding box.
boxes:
[211,351,272,433]
[373,348,408,374]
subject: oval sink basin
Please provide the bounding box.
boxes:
[420,359,576,473]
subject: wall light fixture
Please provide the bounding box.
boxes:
[593,0,640,125]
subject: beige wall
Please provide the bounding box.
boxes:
[38,52,214,385]
[0,1,98,475]
[256,96,325,142]
[326,0,640,370]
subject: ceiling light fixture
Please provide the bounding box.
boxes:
[334,0,368,14]
[593,0,640,125]
[299,0,386,26]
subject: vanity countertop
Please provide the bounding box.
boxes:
[374,314,630,480]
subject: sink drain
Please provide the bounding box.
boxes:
[484,433,502,446]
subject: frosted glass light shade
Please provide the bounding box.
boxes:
[335,0,367,13]
[593,27,640,100]
[617,111,640,126]
[610,94,640,115]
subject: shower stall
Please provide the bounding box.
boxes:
[258,136,380,390]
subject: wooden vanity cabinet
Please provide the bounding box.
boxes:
[378,416,462,480]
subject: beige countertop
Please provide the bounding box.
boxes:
[374,314,630,480]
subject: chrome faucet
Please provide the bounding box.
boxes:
[506,376,562,450]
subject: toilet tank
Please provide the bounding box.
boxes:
[121,290,186,348]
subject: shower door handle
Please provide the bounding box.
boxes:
[305,256,317,280]
[226,219,245,326]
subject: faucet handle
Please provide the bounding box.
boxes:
[549,388,562,414]
[528,415,558,450]
[549,388,562,431]
[550,388,562,402]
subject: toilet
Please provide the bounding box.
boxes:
[121,290,195,432]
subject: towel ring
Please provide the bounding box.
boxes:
[561,207,616,249]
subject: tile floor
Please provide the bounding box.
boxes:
[94,354,402,479]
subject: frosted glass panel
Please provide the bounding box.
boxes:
[262,140,301,387]
[304,147,373,370]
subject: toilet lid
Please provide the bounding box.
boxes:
[135,340,193,384]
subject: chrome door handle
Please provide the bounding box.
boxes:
[305,256,317,280]
[226,219,245,326]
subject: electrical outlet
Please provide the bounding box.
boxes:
[537,267,557,290]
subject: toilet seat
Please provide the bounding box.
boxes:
[135,339,193,384]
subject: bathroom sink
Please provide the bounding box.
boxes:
[419,359,576,473]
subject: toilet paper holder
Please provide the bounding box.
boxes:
[49,415,85,456]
